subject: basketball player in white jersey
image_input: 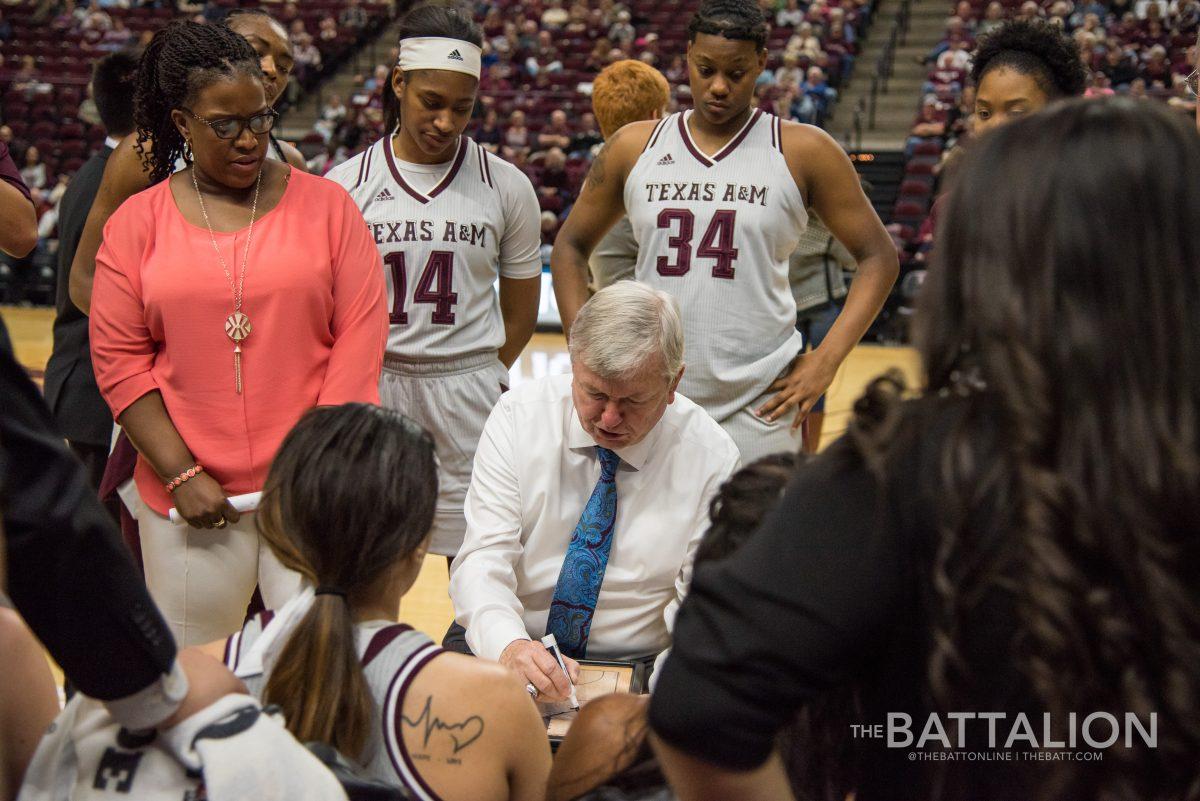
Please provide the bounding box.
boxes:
[552,0,898,461]
[206,404,549,801]
[327,5,541,558]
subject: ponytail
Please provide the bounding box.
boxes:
[263,595,373,757]
[254,404,438,760]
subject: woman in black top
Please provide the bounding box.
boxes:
[649,97,1200,801]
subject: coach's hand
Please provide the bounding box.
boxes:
[500,639,580,702]
[756,350,838,432]
[172,473,240,530]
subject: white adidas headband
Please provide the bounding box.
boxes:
[398,36,482,78]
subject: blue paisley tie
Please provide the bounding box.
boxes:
[546,446,620,659]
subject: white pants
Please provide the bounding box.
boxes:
[379,352,509,557]
[718,392,804,464]
[135,501,303,646]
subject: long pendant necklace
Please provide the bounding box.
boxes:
[191,166,262,394]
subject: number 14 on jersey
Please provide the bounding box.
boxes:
[385,251,459,325]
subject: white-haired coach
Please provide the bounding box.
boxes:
[448,281,740,699]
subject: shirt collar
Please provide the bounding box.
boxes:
[566,400,664,471]
[104,136,121,150]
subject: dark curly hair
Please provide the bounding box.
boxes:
[970,19,1088,99]
[695,453,799,565]
[849,97,1200,799]
[383,3,483,135]
[687,0,769,50]
[133,21,263,185]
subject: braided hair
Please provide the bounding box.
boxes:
[687,0,769,49]
[133,21,263,185]
[970,19,1088,99]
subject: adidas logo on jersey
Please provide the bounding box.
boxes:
[448,49,465,61]
[375,188,395,201]
[656,154,675,166]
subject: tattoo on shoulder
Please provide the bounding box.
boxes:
[401,696,485,759]
[586,142,610,190]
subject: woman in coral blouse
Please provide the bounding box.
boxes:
[90,21,387,646]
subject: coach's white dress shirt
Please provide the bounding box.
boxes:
[449,373,740,662]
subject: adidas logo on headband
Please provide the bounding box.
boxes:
[398,37,482,77]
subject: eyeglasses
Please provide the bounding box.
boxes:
[181,107,279,140]
[1185,69,1200,98]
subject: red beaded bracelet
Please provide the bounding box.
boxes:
[165,464,204,494]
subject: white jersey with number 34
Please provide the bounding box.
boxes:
[625,110,808,422]
[327,136,542,360]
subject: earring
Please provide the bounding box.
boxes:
[183,138,193,162]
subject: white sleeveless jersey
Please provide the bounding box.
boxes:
[625,110,808,422]
[326,136,542,360]
[227,613,447,800]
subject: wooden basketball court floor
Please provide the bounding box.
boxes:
[3,305,920,655]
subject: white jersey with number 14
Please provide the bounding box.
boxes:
[326,135,542,360]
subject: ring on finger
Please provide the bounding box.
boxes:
[214,517,227,529]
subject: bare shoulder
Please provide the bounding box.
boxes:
[103,133,156,197]
[424,652,527,700]
[586,119,659,191]
[277,139,308,172]
[0,607,35,650]
[778,119,843,160]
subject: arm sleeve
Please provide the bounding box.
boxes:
[647,439,907,769]
[0,339,180,714]
[497,163,544,280]
[88,213,159,418]
[315,189,388,407]
[448,398,532,661]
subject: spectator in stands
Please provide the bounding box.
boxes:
[539,147,570,214]
[776,51,805,90]
[338,0,368,33]
[777,0,804,27]
[1136,0,1169,18]
[480,62,513,92]
[972,19,1089,135]
[588,37,613,71]
[937,36,971,71]
[540,210,559,252]
[567,1,591,35]
[475,107,503,152]
[19,147,46,197]
[787,21,824,60]
[526,29,564,76]
[278,1,299,25]
[314,93,347,143]
[609,8,635,45]
[318,16,338,43]
[570,112,604,156]
[542,0,570,29]
[503,109,531,159]
[1128,76,1152,97]
[537,109,574,152]
[81,0,112,31]
[908,97,948,149]
[293,32,323,85]
[1016,0,1043,21]
[12,56,51,98]
[99,14,133,50]
[1142,44,1174,88]
[978,1,1005,35]
[1101,43,1139,88]
[798,66,837,125]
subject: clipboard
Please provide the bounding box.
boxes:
[537,658,647,743]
